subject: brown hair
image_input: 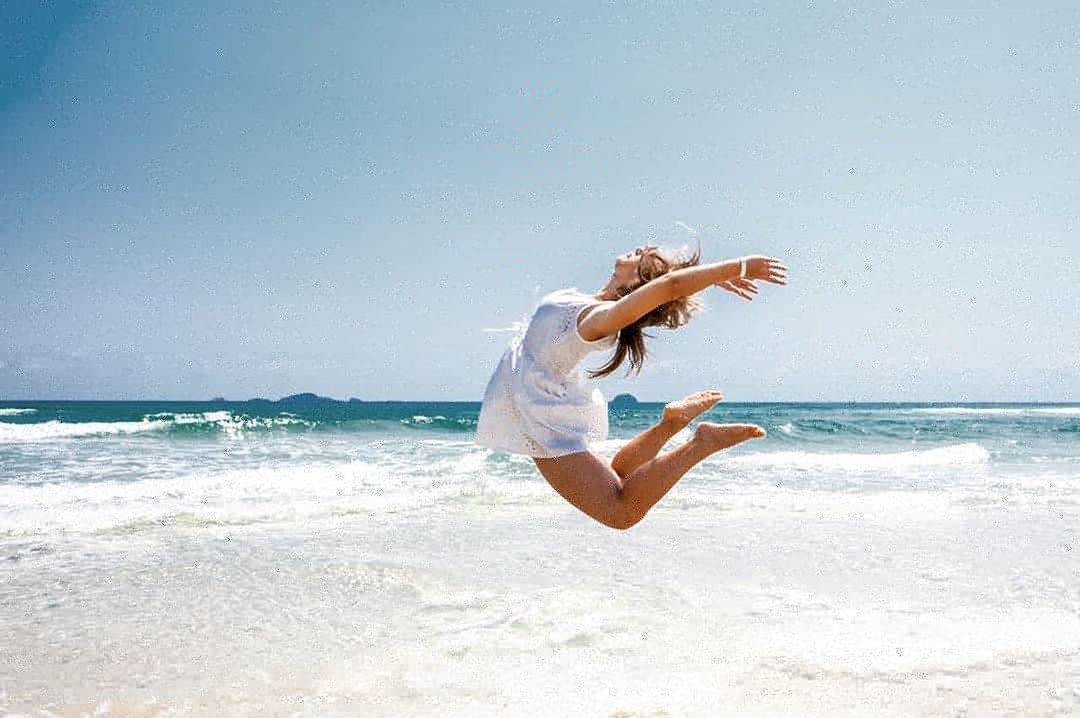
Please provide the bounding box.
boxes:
[588,245,703,379]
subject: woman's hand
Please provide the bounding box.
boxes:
[715,256,786,300]
[744,256,788,285]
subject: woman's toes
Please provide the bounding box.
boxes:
[663,390,724,424]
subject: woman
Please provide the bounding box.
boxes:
[475,244,788,530]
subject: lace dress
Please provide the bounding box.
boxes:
[475,288,618,458]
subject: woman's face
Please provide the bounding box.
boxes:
[613,245,658,286]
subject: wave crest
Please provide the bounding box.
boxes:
[145,411,315,436]
[0,411,317,442]
[399,415,477,432]
[0,419,170,442]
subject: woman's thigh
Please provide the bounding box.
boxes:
[533,452,629,529]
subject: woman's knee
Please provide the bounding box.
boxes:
[533,454,643,530]
[604,493,644,530]
[606,513,639,531]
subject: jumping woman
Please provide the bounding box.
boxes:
[475,245,788,530]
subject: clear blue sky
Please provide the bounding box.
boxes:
[3,0,1078,401]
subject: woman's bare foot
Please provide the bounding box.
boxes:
[693,422,766,451]
[662,390,724,426]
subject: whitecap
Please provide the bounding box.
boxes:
[143,411,313,436]
[0,419,170,442]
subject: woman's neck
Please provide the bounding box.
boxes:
[595,277,620,302]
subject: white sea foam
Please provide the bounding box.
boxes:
[7,444,1065,536]
[658,486,1080,521]
[0,460,378,534]
[0,410,318,443]
[0,419,170,442]
[0,408,37,416]
[721,443,990,471]
[0,444,551,536]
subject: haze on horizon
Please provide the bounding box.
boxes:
[3,1,1079,403]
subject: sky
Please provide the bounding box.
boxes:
[2,0,1078,402]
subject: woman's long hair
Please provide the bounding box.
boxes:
[588,245,703,379]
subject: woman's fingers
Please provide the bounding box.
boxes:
[733,278,759,293]
[732,283,757,296]
[765,260,788,285]
[719,282,754,300]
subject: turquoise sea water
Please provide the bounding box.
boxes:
[1,400,1078,716]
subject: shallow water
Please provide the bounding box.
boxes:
[1,401,1078,716]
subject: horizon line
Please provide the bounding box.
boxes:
[2,398,1080,405]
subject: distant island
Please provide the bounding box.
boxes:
[276,393,340,405]
[609,393,639,408]
[244,393,345,405]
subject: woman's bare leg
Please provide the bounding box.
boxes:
[610,390,724,478]
[534,422,765,530]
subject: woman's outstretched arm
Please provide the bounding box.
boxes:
[578,255,787,340]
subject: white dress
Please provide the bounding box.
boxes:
[475,288,618,458]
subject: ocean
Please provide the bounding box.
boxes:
[1,400,1078,716]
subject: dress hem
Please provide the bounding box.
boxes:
[473,437,592,459]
